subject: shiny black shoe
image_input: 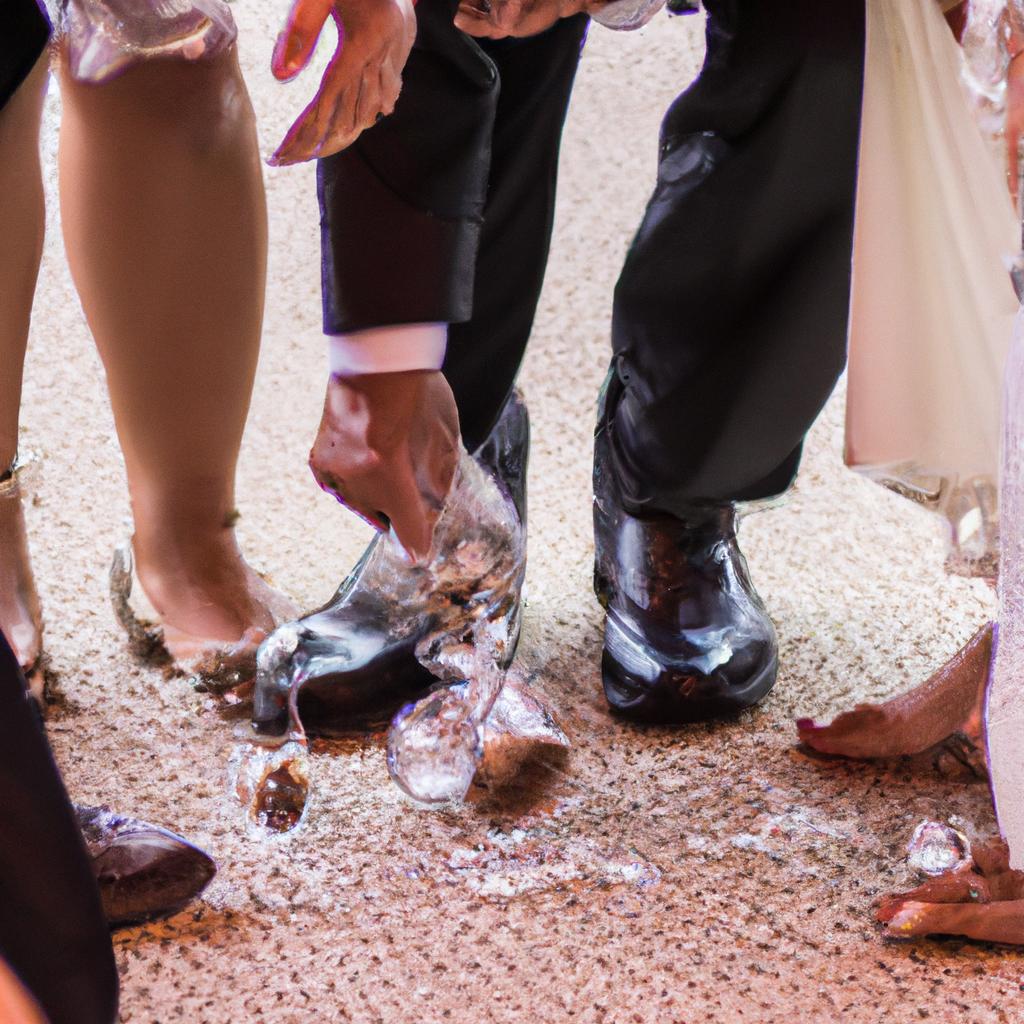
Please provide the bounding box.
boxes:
[75,806,217,928]
[252,390,530,736]
[593,423,778,723]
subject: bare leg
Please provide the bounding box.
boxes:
[56,49,289,646]
[0,55,48,678]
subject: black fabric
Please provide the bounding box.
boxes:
[0,0,50,113]
[442,17,587,449]
[316,4,587,448]
[0,631,119,1024]
[604,0,866,511]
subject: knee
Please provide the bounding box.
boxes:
[60,48,257,158]
[160,52,257,156]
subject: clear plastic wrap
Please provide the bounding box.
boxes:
[237,447,567,828]
[57,0,236,83]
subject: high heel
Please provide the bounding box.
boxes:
[110,540,296,691]
[0,454,45,707]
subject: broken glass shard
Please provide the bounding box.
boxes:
[906,820,973,877]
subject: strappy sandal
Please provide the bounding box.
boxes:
[110,540,296,692]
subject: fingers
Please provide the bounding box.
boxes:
[271,0,415,164]
[270,49,387,165]
[883,899,1024,944]
[388,445,457,564]
[308,433,391,533]
[270,55,356,165]
[273,0,334,80]
[313,62,379,161]
[386,482,443,565]
[380,433,457,564]
[379,57,401,118]
[876,871,989,924]
[268,94,322,166]
[308,443,444,559]
[454,0,557,38]
[309,459,391,534]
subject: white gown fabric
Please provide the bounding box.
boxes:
[845,0,1019,578]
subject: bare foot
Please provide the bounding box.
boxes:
[796,622,992,760]
[0,469,43,695]
[879,836,1024,944]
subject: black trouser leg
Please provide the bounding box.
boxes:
[444,19,587,449]
[316,1,586,450]
[0,0,50,111]
[0,632,118,1024]
[604,0,866,514]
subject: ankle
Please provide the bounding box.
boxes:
[132,523,244,581]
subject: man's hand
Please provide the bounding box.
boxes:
[269,0,416,166]
[454,0,585,39]
[309,371,460,563]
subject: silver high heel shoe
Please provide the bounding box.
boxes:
[110,540,297,691]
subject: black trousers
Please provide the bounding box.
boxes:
[605,0,866,511]
[1,0,50,112]
[318,1,865,503]
[318,0,588,450]
[0,633,118,1024]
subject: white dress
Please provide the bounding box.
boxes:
[844,0,1019,578]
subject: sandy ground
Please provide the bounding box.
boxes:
[20,6,1024,1023]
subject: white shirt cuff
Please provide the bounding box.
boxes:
[327,323,448,377]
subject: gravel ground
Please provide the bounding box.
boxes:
[22,7,1022,1022]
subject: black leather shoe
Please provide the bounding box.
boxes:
[593,422,778,723]
[252,390,529,736]
[76,805,216,928]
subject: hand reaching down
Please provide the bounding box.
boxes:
[309,370,461,564]
[270,0,416,165]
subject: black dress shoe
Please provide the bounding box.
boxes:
[593,422,778,723]
[75,806,217,928]
[252,390,530,736]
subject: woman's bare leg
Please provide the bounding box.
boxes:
[56,49,281,644]
[0,54,48,673]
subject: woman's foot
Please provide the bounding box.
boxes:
[794,626,1024,944]
[111,528,296,689]
[0,461,44,702]
[796,622,992,764]
[878,835,1024,944]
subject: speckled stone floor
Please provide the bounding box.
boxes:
[21,7,1024,1023]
